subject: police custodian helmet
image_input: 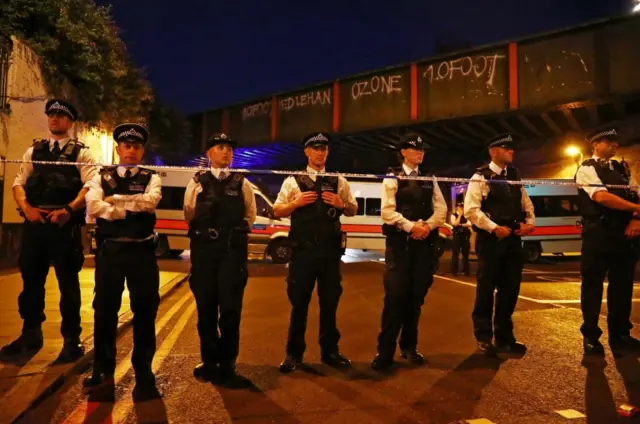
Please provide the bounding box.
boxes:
[45,99,78,121]
[113,123,149,144]
[206,132,237,150]
[485,133,516,149]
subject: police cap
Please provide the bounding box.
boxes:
[586,126,620,144]
[399,135,427,150]
[302,132,331,148]
[206,132,236,150]
[45,99,77,121]
[486,133,516,149]
[113,123,149,144]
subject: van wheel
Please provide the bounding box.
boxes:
[155,235,170,257]
[523,242,542,263]
[268,239,292,264]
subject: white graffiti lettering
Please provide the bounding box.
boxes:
[423,54,505,88]
[351,74,403,101]
[242,101,271,121]
[279,89,332,112]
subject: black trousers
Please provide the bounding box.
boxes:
[93,240,159,375]
[472,231,523,343]
[377,233,436,357]
[451,231,471,275]
[580,222,638,342]
[285,248,343,358]
[189,234,249,366]
[18,222,84,339]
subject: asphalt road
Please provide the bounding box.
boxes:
[18,251,640,423]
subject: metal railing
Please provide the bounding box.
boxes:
[0,34,12,110]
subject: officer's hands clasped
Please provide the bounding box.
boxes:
[21,205,49,223]
[294,191,318,207]
[47,208,71,226]
[625,220,640,238]
[321,191,344,209]
[410,222,431,240]
[493,225,512,240]
[515,223,534,237]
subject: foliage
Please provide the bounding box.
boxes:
[144,97,192,164]
[0,0,152,127]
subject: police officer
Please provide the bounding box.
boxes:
[82,123,162,400]
[274,132,358,373]
[451,202,472,276]
[575,127,640,356]
[1,99,97,362]
[370,135,447,370]
[184,133,257,381]
[464,134,535,355]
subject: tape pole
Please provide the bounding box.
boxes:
[0,158,638,190]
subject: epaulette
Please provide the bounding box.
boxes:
[581,158,597,167]
[69,139,86,148]
[139,167,157,176]
[387,166,403,176]
[100,165,117,174]
[193,170,206,183]
[32,139,48,147]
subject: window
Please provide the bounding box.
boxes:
[158,187,186,211]
[355,197,365,216]
[366,198,381,216]
[0,35,12,110]
[530,195,580,217]
[255,194,272,218]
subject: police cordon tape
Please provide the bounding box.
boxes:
[1,157,639,190]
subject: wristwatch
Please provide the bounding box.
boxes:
[63,205,73,214]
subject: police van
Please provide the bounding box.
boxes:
[88,168,294,263]
[450,179,582,262]
[88,170,453,261]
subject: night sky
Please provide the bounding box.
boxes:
[97,0,628,115]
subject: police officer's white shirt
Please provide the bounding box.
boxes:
[274,166,358,212]
[13,137,98,188]
[575,155,640,200]
[463,161,535,233]
[381,163,447,233]
[86,166,162,221]
[183,167,257,225]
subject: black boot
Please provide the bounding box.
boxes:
[56,338,85,363]
[0,327,43,358]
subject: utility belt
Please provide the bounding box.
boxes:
[472,217,524,235]
[289,230,346,251]
[188,224,249,242]
[453,226,471,236]
[579,215,632,233]
[97,233,158,248]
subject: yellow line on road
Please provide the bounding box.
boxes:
[62,288,193,424]
[109,300,197,423]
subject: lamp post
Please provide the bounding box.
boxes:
[565,145,583,172]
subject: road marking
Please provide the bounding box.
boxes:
[62,289,194,424]
[110,300,198,423]
[433,274,554,305]
[523,269,581,274]
[555,409,586,419]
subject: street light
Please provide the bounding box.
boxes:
[634,0,640,13]
[565,145,583,166]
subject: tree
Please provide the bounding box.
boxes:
[144,97,192,164]
[0,0,152,127]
